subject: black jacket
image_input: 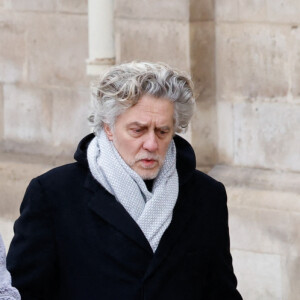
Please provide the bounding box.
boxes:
[7,134,243,300]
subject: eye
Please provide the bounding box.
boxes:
[132,128,142,133]
[156,128,169,138]
[129,127,144,136]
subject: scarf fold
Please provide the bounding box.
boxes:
[87,130,179,252]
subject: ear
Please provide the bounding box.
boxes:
[103,123,113,141]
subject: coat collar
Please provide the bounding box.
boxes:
[84,172,153,254]
[144,185,197,279]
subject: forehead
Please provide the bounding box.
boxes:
[118,95,174,126]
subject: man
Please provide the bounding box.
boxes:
[7,62,243,299]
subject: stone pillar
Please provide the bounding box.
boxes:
[86,0,115,75]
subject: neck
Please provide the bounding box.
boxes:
[144,179,154,192]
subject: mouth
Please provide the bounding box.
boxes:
[139,159,158,168]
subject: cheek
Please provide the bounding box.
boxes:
[160,141,172,156]
[120,140,141,156]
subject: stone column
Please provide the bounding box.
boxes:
[86,0,115,75]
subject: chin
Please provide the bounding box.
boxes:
[137,168,160,180]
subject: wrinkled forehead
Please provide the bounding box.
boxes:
[116,95,175,128]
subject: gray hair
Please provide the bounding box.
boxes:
[88,61,195,134]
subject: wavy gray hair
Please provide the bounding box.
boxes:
[88,61,195,134]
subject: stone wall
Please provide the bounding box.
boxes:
[216,0,300,173]
[0,0,300,299]
[210,165,300,300]
[0,0,90,157]
[1,1,299,170]
[213,1,300,300]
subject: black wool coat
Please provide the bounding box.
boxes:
[7,134,243,300]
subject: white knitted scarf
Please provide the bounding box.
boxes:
[87,130,179,252]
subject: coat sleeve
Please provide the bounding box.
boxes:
[0,234,21,300]
[204,183,243,300]
[7,178,58,300]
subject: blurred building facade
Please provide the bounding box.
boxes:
[0,1,299,299]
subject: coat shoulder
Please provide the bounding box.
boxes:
[192,169,225,191]
[33,162,89,189]
[184,169,227,208]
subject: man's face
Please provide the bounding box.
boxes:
[104,95,175,179]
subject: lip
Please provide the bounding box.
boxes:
[140,159,157,168]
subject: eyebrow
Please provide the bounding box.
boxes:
[127,122,171,131]
[156,126,171,131]
[127,122,147,127]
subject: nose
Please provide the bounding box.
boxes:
[143,132,158,152]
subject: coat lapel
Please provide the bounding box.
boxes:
[85,173,153,254]
[143,184,197,279]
